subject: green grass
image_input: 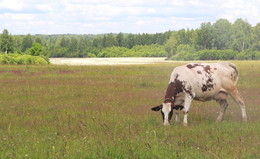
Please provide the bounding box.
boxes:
[0,61,260,158]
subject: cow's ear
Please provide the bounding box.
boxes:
[151,104,162,111]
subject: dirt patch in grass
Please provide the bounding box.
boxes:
[49,57,174,66]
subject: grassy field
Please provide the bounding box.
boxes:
[0,61,259,158]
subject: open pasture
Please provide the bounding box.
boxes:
[0,61,259,158]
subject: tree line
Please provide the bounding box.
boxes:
[0,18,260,60]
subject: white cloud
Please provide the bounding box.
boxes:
[218,0,260,24]
[0,0,259,34]
[11,13,36,20]
[0,0,24,10]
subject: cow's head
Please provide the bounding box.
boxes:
[151,101,183,125]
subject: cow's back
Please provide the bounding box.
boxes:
[170,62,239,101]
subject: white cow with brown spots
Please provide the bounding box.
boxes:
[151,62,247,126]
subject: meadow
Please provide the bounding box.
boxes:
[0,61,259,158]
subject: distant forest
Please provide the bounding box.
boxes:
[1,18,260,60]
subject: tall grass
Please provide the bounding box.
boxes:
[0,61,259,158]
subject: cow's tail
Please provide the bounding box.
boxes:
[228,63,239,84]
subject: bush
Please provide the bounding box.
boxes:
[28,42,47,56]
[254,51,260,60]
[98,47,129,57]
[171,44,197,60]
[132,44,167,57]
[0,54,49,65]
[234,50,260,60]
[86,52,97,58]
[197,49,238,60]
[97,44,167,57]
[48,47,69,57]
[170,49,241,61]
[0,54,17,64]
[235,52,249,60]
[34,57,49,64]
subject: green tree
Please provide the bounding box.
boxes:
[13,35,23,51]
[78,37,86,52]
[231,19,252,52]
[125,34,136,48]
[177,29,190,45]
[252,23,260,51]
[196,22,214,50]
[28,42,47,56]
[0,29,14,53]
[59,37,68,47]
[116,32,124,47]
[69,37,78,51]
[35,37,43,45]
[172,44,196,60]
[164,34,178,58]
[92,37,103,49]
[22,34,33,52]
[212,19,232,50]
[102,34,117,47]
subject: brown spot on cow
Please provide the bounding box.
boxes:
[164,80,183,100]
[164,74,194,101]
[185,85,193,98]
[207,77,213,83]
[187,64,212,75]
[165,82,177,100]
[186,64,200,69]
[203,65,211,74]
[201,77,214,92]
[197,70,202,74]
[201,84,207,92]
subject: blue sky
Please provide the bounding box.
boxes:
[0,0,259,35]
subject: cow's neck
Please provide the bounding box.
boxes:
[164,82,176,102]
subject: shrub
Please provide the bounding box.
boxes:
[86,53,97,58]
[17,55,32,64]
[254,51,260,60]
[0,54,49,65]
[34,57,49,64]
[97,45,167,57]
[28,42,47,56]
[196,49,238,60]
[234,50,258,60]
[0,54,17,64]
[170,49,240,61]
[171,44,196,60]
[235,52,248,60]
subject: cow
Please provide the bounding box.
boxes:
[151,62,247,126]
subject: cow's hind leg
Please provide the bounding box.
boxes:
[229,88,247,121]
[216,92,228,122]
[216,99,228,122]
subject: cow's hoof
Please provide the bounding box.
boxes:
[216,118,223,122]
[183,123,188,127]
[163,122,170,126]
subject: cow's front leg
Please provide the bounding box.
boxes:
[183,95,193,126]
[175,110,180,122]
